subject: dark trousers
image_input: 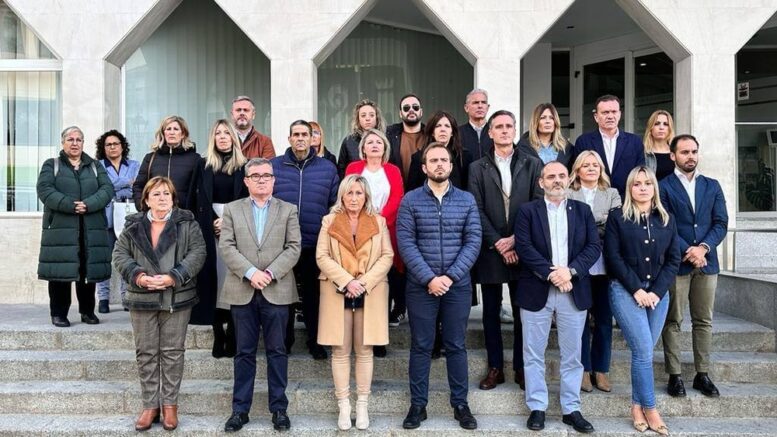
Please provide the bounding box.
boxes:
[49,280,95,318]
[581,275,613,372]
[231,291,289,414]
[407,282,471,408]
[481,281,522,369]
[288,247,320,349]
[388,266,406,313]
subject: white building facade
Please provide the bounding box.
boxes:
[2,0,776,303]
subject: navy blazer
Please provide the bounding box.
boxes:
[604,208,681,298]
[514,198,602,312]
[573,130,645,199]
[659,173,728,275]
[459,122,493,161]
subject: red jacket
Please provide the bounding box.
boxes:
[240,127,276,160]
[345,160,404,271]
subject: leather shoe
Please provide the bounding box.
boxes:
[224,411,249,432]
[581,372,593,392]
[479,367,505,390]
[98,299,110,313]
[135,408,160,431]
[693,373,720,397]
[51,316,70,328]
[162,405,178,430]
[373,345,387,358]
[80,313,100,325]
[402,405,427,429]
[514,369,525,391]
[667,374,686,397]
[593,372,611,392]
[308,344,328,360]
[562,411,594,433]
[527,410,545,431]
[272,410,291,431]
[453,404,477,430]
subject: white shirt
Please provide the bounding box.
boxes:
[675,167,700,212]
[494,149,514,195]
[361,166,391,211]
[580,187,606,275]
[545,198,569,268]
[599,128,620,171]
[470,121,485,139]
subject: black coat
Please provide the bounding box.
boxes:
[516,132,574,169]
[387,122,426,171]
[133,144,201,211]
[459,122,493,161]
[190,158,248,325]
[337,133,361,178]
[468,146,543,284]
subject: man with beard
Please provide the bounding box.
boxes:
[459,89,493,161]
[396,143,482,430]
[387,93,425,188]
[232,96,276,159]
[659,134,728,398]
[514,161,601,433]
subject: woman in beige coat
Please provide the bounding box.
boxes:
[316,174,394,431]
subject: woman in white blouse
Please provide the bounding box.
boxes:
[567,150,621,393]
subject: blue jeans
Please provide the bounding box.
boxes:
[609,280,669,408]
[581,275,612,372]
[406,281,471,408]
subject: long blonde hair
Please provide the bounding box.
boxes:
[528,103,568,153]
[204,119,247,175]
[329,174,377,215]
[622,166,670,226]
[643,109,675,154]
[350,99,386,136]
[309,120,328,158]
[569,150,611,190]
[152,115,195,151]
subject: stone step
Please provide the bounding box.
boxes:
[1,349,775,385]
[0,379,774,418]
[0,414,775,436]
[1,305,773,353]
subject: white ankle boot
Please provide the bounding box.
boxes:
[355,394,369,430]
[337,398,352,430]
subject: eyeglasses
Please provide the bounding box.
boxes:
[312,130,321,137]
[105,142,122,148]
[402,104,421,112]
[65,138,84,144]
[245,173,274,182]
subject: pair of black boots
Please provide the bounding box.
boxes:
[212,309,236,359]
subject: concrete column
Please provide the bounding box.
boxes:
[415,0,574,115]
[622,0,777,226]
[521,43,553,130]
[215,0,373,153]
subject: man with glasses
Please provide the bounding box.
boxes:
[271,120,339,360]
[220,157,301,432]
[387,93,426,188]
[231,95,276,159]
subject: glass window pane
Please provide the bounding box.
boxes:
[582,58,624,133]
[552,51,571,138]
[124,0,270,159]
[0,71,62,212]
[736,49,777,123]
[634,52,673,137]
[0,1,55,59]
[737,124,777,212]
[317,22,473,154]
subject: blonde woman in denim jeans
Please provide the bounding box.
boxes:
[604,167,680,436]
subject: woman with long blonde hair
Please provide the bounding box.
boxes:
[604,166,680,435]
[337,99,386,176]
[517,103,573,166]
[310,120,338,166]
[643,110,675,180]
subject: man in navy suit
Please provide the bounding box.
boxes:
[514,161,601,433]
[459,89,493,161]
[573,95,645,199]
[659,134,729,398]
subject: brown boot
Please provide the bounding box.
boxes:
[581,372,594,392]
[162,405,178,431]
[135,408,160,431]
[594,372,612,392]
[478,367,505,390]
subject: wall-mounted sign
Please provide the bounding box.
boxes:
[738,82,750,101]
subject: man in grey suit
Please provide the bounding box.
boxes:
[219,157,301,432]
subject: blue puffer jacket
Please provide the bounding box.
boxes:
[397,182,482,288]
[272,148,339,248]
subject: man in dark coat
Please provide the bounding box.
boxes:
[271,120,339,360]
[232,95,276,160]
[386,93,426,189]
[459,89,493,161]
[468,109,542,392]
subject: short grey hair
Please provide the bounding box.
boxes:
[232,95,255,108]
[60,126,84,142]
[465,88,489,103]
[244,157,272,174]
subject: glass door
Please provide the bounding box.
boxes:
[582,57,625,134]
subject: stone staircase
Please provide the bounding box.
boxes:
[0,304,776,436]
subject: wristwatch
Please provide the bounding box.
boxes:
[570,268,578,278]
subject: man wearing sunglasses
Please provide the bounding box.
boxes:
[387,93,426,189]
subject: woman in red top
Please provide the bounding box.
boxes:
[345,128,405,356]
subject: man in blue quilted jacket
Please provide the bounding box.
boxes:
[396,142,482,430]
[271,120,339,360]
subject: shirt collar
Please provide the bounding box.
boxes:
[544,197,567,211]
[494,149,514,163]
[251,196,273,209]
[599,128,620,140]
[674,167,700,182]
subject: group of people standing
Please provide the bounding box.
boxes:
[35,89,727,434]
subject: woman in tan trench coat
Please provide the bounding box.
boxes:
[316,174,394,431]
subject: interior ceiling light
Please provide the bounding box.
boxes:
[566,25,575,29]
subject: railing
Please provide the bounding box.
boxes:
[720,228,777,273]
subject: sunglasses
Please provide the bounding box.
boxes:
[402,104,421,112]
